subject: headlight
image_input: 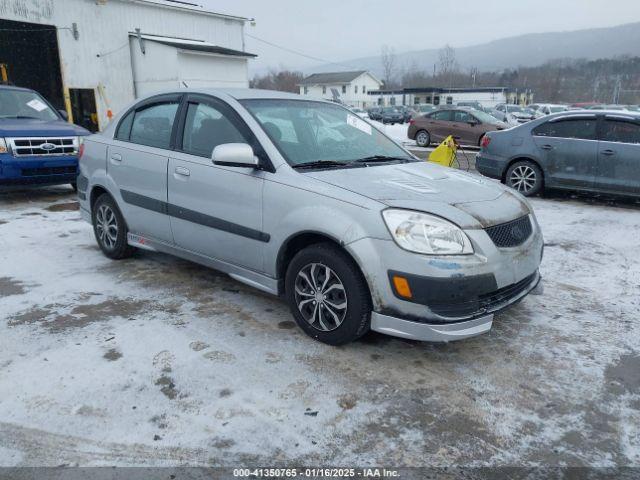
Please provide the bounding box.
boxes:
[382,209,473,255]
[0,138,7,154]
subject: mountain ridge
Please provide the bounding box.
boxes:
[305,22,640,77]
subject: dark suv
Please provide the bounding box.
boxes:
[0,85,89,189]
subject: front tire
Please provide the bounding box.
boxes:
[505,160,543,196]
[415,129,430,147]
[92,193,136,259]
[285,243,371,346]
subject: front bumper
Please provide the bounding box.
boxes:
[347,219,544,342]
[371,272,542,342]
[0,153,78,186]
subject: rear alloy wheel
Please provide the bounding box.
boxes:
[506,160,543,196]
[285,243,371,345]
[415,130,430,147]
[92,193,136,259]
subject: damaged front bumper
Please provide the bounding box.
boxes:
[371,272,542,342]
[346,219,544,343]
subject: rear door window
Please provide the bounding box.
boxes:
[533,118,597,140]
[601,119,640,144]
[431,110,452,121]
[129,101,180,149]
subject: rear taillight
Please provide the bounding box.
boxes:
[409,119,415,125]
[78,140,85,159]
[481,135,491,148]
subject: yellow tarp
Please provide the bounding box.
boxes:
[428,135,457,168]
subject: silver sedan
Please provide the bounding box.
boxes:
[78,89,543,345]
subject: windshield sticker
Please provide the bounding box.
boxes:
[347,114,372,135]
[26,99,48,112]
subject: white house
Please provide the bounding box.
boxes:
[298,71,383,108]
[0,0,255,132]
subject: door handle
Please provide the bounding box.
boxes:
[174,166,190,177]
[110,153,122,163]
[601,149,616,156]
[540,144,553,150]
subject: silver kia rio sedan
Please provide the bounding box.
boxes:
[77,89,543,345]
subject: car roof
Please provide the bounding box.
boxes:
[0,84,36,93]
[544,109,640,119]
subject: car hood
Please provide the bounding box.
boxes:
[0,118,89,137]
[305,161,531,227]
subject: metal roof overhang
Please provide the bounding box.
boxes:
[129,33,257,58]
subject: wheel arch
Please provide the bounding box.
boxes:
[502,156,545,184]
[276,231,371,301]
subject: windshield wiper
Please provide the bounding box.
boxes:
[292,160,356,170]
[0,115,40,119]
[352,155,414,164]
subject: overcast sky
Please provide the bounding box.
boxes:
[201,0,640,74]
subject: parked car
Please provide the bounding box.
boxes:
[408,107,508,147]
[367,107,383,121]
[476,110,640,198]
[350,107,369,119]
[79,89,543,345]
[0,85,89,189]
[492,104,537,125]
[528,104,568,117]
[396,105,414,123]
[413,104,437,115]
[456,101,484,111]
[588,104,629,111]
[380,107,405,124]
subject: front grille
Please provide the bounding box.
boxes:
[7,137,78,157]
[21,166,77,177]
[485,215,532,248]
[429,272,537,318]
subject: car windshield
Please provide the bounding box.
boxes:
[549,106,566,113]
[0,89,59,121]
[419,105,435,112]
[470,109,500,123]
[241,99,413,167]
[505,105,524,113]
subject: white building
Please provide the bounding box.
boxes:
[298,71,383,108]
[0,0,255,132]
[368,87,534,108]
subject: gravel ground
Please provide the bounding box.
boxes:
[0,184,638,468]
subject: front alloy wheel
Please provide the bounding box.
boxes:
[285,243,371,345]
[294,263,347,332]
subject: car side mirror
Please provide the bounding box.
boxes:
[212,143,259,169]
[58,109,69,121]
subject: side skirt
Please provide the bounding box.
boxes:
[127,233,279,295]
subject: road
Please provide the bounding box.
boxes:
[0,184,638,468]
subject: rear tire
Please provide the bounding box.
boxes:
[415,129,430,147]
[505,160,543,197]
[70,182,78,192]
[92,193,136,260]
[285,243,371,346]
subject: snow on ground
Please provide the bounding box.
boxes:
[0,185,639,467]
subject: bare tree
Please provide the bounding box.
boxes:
[438,44,459,87]
[250,68,304,93]
[380,45,397,88]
